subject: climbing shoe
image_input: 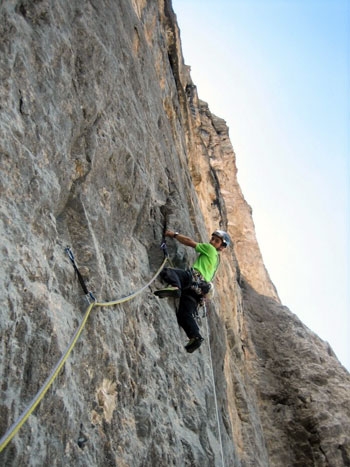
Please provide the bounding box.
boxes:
[185,336,204,353]
[154,286,181,298]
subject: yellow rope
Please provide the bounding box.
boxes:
[0,256,168,452]
[96,256,167,307]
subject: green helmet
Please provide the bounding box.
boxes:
[212,230,231,248]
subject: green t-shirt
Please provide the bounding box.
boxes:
[193,243,219,282]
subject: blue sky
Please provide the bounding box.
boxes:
[172,0,350,370]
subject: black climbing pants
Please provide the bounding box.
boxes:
[160,267,202,339]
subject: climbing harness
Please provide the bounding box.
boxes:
[190,269,212,298]
[0,244,168,453]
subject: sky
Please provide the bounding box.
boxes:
[172,0,350,371]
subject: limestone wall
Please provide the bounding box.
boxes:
[0,1,349,466]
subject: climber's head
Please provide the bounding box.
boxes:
[210,230,231,251]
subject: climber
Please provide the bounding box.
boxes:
[155,229,231,353]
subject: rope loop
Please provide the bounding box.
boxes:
[0,248,168,453]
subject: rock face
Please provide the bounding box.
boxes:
[0,1,349,466]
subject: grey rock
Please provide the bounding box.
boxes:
[0,1,349,467]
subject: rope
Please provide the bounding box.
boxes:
[0,302,95,453]
[204,306,225,467]
[0,253,168,452]
[95,255,167,307]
